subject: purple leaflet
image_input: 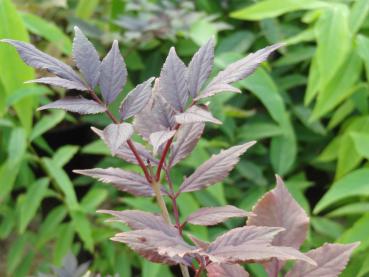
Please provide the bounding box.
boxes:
[99,40,127,104]
[37,96,106,114]
[26,77,88,91]
[102,123,134,156]
[73,167,154,197]
[187,38,215,98]
[186,205,252,226]
[158,47,188,111]
[149,130,176,154]
[1,39,83,83]
[175,105,222,125]
[179,141,256,193]
[194,84,241,101]
[73,27,101,89]
[202,43,283,98]
[169,122,205,167]
[285,243,359,277]
[206,263,249,277]
[120,77,155,120]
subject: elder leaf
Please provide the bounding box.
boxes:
[149,130,176,154]
[37,97,106,114]
[73,167,154,197]
[179,141,256,193]
[194,84,241,101]
[285,243,359,277]
[175,105,222,125]
[204,226,316,265]
[112,229,194,265]
[159,47,188,111]
[206,263,249,277]
[169,122,205,167]
[247,175,309,275]
[152,93,177,129]
[1,39,82,83]
[100,40,127,104]
[188,38,215,98]
[90,127,158,165]
[102,123,134,155]
[73,27,100,88]
[187,205,252,226]
[120,77,154,120]
[203,43,282,97]
[26,77,88,91]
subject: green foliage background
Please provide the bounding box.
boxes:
[1,0,369,276]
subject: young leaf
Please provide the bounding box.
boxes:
[169,122,205,167]
[1,39,82,83]
[100,40,127,104]
[204,226,316,265]
[206,263,249,277]
[37,96,106,114]
[187,38,215,98]
[203,43,282,97]
[285,243,359,277]
[112,229,194,264]
[102,123,134,155]
[26,77,88,91]
[120,77,154,120]
[159,47,188,111]
[73,26,100,88]
[149,130,176,154]
[175,105,222,125]
[186,205,251,226]
[247,175,309,275]
[74,168,154,197]
[179,141,256,193]
[98,210,177,236]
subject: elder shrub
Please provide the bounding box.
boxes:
[1,27,358,277]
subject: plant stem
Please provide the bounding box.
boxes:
[165,168,182,234]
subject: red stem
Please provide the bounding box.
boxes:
[165,168,182,234]
[89,90,152,182]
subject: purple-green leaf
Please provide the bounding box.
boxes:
[175,105,222,125]
[102,123,134,156]
[186,205,252,226]
[37,97,106,114]
[26,77,88,91]
[120,77,154,120]
[285,243,359,277]
[73,27,100,88]
[149,130,176,154]
[179,141,256,193]
[206,263,249,277]
[100,40,127,104]
[159,47,188,111]
[74,168,154,197]
[188,38,215,98]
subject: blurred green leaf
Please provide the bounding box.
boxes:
[30,110,65,141]
[52,145,79,168]
[71,210,94,252]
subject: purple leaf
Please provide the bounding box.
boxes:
[97,209,177,236]
[247,175,309,275]
[175,105,222,125]
[100,40,127,104]
[1,39,82,83]
[26,77,88,91]
[206,263,249,277]
[194,84,241,101]
[152,93,177,129]
[120,77,154,120]
[203,43,282,97]
[179,141,256,193]
[102,123,134,155]
[169,122,205,167]
[149,130,176,154]
[37,96,106,114]
[73,27,100,88]
[285,243,359,277]
[73,168,154,197]
[203,226,316,265]
[90,127,158,165]
[188,38,215,98]
[159,47,188,111]
[111,229,194,265]
[186,205,252,226]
